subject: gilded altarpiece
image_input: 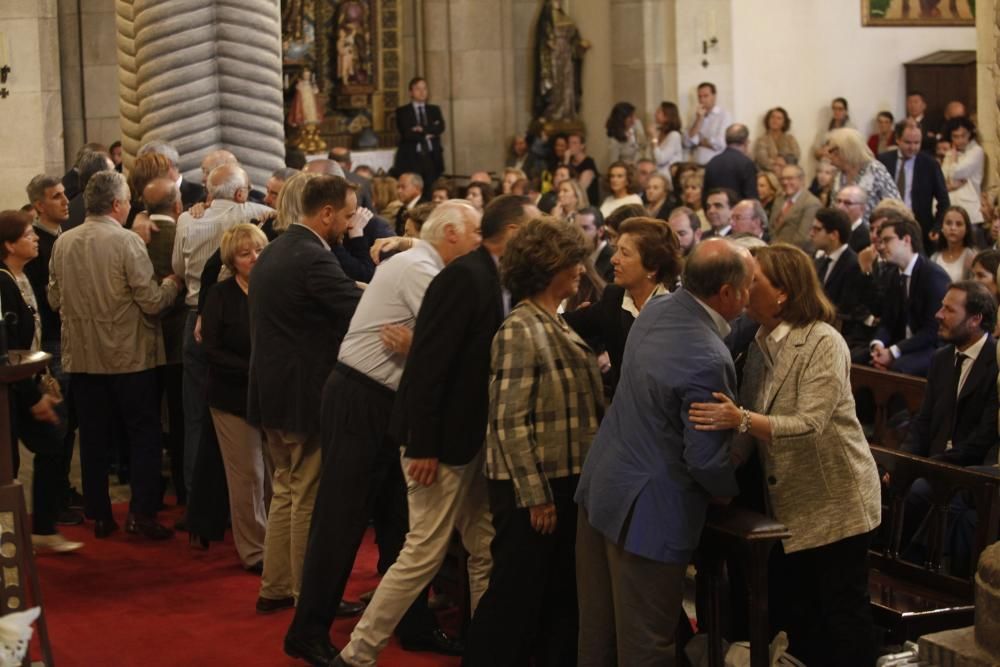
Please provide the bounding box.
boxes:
[281,0,402,150]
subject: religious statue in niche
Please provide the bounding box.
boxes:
[282,0,317,63]
[533,0,589,123]
[287,68,328,153]
[333,1,375,94]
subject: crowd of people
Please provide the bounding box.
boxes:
[2,75,997,667]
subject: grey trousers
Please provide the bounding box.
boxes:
[576,508,686,667]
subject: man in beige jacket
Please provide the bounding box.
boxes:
[48,170,183,541]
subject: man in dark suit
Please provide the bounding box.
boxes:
[878,120,949,249]
[247,176,363,633]
[575,206,613,282]
[65,151,114,231]
[900,280,998,566]
[702,124,758,204]
[810,207,865,329]
[61,142,107,200]
[869,216,950,377]
[392,77,445,187]
[702,188,737,239]
[575,239,747,664]
[328,196,536,667]
[905,91,938,154]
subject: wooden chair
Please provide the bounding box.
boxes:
[850,364,927,449]
[868,445,1000,644]
[696,506,792,667]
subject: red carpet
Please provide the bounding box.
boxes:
[33,503,462,666]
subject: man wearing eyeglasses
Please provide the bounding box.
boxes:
[868,216,950,377]
[833,184,871,253]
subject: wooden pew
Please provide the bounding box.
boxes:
[696,506,792,667]
[850,364,927,449]
[868,445,1000,644]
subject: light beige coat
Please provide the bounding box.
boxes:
[48,215,180,374]
[737,320,881,553]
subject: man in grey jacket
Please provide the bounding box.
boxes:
[49,170,183,540]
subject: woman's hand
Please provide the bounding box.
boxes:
[689,392,741,431]
[31,394,61,424]
[529,503,557,534]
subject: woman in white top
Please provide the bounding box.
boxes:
[930,206,977,283]
[599,161,644,218]
[648,101,683,178]
[942,117,985,226]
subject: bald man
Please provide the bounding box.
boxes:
[172,163,274,500]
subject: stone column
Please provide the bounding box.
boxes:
[422,0,521,176]
[116,0,285,189]
[0,0,64,209]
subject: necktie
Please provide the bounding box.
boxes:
[896,157,908,197]
[816,256,833,285]
[416,104,426,127]
[776,197,793,230]
[943,352,968,451]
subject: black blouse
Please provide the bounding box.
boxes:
[201,277,251,416]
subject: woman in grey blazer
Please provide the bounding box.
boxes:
[690,243,881,667]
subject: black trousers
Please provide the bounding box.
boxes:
[73,370,163,519]
[770,530,876,667]
[157,363,185,504]
[287,364,432,644]
[10,393,65,535]
[41,339,78,506]
[463,476,579,667]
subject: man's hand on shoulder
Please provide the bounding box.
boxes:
[131,212,159,245]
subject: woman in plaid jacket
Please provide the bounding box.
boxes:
[464,216,604,666]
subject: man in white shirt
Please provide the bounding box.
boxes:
[684,82,732,165]
[172,163,273,499]
[288,201,482,666]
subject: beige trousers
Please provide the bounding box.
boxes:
[210,408,269,567]
[340,450,495,667]
[258,428,321,600]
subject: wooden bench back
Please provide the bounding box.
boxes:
[851,364,927,449]
[869,445,1000,598]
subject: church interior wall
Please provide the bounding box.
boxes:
[0,1,65,211]
[730,0,974,176]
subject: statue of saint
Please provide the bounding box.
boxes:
[288,68,322,127]
[533,0,589,122]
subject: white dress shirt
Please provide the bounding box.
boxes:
[685,105,732,165]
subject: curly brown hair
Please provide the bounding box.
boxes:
[605,160,639,195]
[501,216,588,304]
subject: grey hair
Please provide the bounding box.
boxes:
[207,165,249,201]
[137,139,180,167]
[683,240,751,299]
[84,170,129,216]
[26,174,61,205]
[420,199,480,244]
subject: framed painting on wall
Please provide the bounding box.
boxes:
[862,0,976,26]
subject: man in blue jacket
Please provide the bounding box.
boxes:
[575,238,751,665]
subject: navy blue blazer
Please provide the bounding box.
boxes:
[873,255,949,358]
[576,289,739,564]
[877,150,949,247]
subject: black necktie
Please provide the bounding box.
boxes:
[941,352,967,450]
[816,256,833,285]
[416,104,426,127]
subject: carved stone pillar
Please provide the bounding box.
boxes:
[116,0,285,188]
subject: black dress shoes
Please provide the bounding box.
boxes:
[124,513,174,540]
[256,596,295,614]
[283,634,338,666]
[93,518,119,539]
[246,561,263,575]
[399,627,465,656]
[335,600,365,617]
